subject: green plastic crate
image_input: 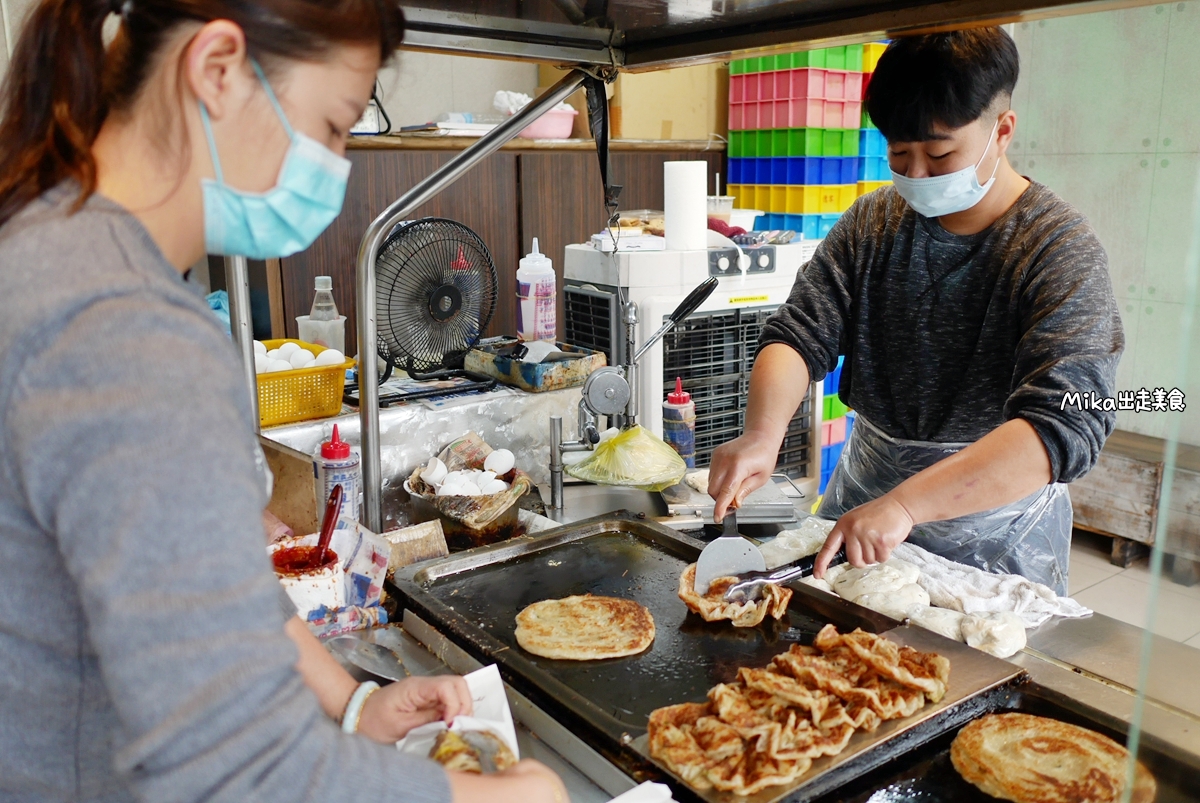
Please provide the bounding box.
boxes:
[820,129,860,157]
[823,395,850,421]
[769,129,789,156]
[824,46,847,70]
[753,130,771,157]
[748,57,765,73]
[791,50,827,69]
[786,129,824,156]
[772,53,790,71]
[730,59,745,76]
[861,108,877,129]
[729,130,745,158]
[845,43,864,72]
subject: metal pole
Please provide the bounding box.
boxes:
[224,255,259,431]
[356,69,590,532]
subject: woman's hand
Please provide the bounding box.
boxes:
[356,675,473,743]
[813,494,915,577]
[448,760,570,803]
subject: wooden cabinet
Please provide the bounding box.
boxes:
[1069,430,1200,581]
[277,138,724,357]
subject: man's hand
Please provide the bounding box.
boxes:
[708,431,779,521]
[356,675,473,743]
[813,494,915,577]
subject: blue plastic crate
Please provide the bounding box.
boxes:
[818,157,858,185]
[787,157,823,185]
[823,355,844,394]
[845,410,856,442]
[819,467,834,495]
[857,156,889,182]
[755,159,773,184]
[771,157,789,184]
[859,128,887,157]
[752,213,768,230]
[728,157,747,184]
[818,213,840,237]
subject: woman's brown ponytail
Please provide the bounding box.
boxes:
[0,0,405,230]
[0,0,113,227]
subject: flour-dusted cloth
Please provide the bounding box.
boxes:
[609,782,676,803]
[892,542,1091,628]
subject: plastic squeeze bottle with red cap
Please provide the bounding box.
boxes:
[314,424,361,523]
[662,376,696,468]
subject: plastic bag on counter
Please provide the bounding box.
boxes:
[817,413,1073,595]
[566,425,687,492]
[405,432,533,530]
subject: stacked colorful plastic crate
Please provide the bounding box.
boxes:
[819,356,855,494]
[857,42,891,201]
[728,43,892,241]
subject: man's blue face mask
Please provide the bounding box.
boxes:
[199,60,351,259]
[890,119,1000,219]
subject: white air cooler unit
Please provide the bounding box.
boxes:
[563,240,823,479]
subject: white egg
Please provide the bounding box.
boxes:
[289,349,316,368]
[297,357,316,369]
[484,449,515,475]
[478,470,496,484]
[313,349,345,367]
[253,341,267,356]
[269,359,293,372]
[266,349,281,359]
[481,479,509,495]
[278,342,301,357]
[254,354,270,374]
[457,481,482,497]
[421,457,448,487]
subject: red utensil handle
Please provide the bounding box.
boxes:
[316,484,344,564]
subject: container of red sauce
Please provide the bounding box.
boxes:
[268,537,344,616]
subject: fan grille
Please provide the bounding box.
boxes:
[375,218,498,374]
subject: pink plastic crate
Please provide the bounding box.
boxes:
[746,73,761,101]
[845,72,864,102]
[758,101,775,129]
[820,416,847,447]
[825,70,847,100]
[759,72,776,101]
[731,74,746,103]
[743,102,760,129]
[788,68,827,99]
[784,98,826,128]
[832,100,862,129]
[729,103,745,130]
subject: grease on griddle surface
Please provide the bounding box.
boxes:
[424,530,827,729]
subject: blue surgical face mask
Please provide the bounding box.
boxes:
[890,120,1000,218]
[199,61,351,259]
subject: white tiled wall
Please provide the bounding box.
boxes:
[1009,4,1200,445]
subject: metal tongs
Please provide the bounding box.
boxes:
[723,547,848,603]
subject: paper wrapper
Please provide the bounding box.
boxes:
[406,432,533,530]
[269,517,390,624]
[396,664,519,762]
[608,782,676,803]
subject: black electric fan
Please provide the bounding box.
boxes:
[374,217,498,378]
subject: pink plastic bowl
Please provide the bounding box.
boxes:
[519,108,578,139]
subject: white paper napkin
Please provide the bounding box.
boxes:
[608,781,675,803]
[396,664,519,758]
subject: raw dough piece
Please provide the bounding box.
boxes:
[907,606,967,641]
[821,562,850,587]
[961,611,1026,658]
[951,712,1156,803]
[799,575,834,593]
[852,583,930,620]
[759,517,835,569]
[684,469,710,495]
[515,595,655,660]
[831,558,919,601]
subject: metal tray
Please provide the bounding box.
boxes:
[390,513,1021,790]
[661,478,799,525]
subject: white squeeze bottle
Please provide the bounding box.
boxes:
[516,238,556,342]
[314,424,361,524]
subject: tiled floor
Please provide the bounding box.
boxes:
[1068,530,1200,648]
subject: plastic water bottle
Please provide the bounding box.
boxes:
[310,276,338,321]
[516,238,556,342]
[663,377,696,468]
[314,424,361,524]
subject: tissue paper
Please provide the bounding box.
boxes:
[396,664,519,760]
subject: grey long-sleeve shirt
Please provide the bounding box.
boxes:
[760,181,1123,483]
[0,185,451,803]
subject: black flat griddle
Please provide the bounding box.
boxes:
[391,513,1029,799]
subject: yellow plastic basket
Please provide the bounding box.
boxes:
[257,338,355,428]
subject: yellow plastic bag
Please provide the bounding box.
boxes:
[566,425,687,492]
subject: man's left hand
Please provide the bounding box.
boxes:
[356,675,473,742]
[813,495,916,577]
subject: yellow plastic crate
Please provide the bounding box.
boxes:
[863,42,888,73]
[819,185,857,214]
[729,184,747,208]
[257,338,355,428]
[857,180,892,197]
[785,185,821,214]
[768,185,788,213]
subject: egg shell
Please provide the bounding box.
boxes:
[484,449,515,475]
[266,349,282,359]
[457,482,482,497]
[436,483,461,497]
[278,342,301,357]
[313,349,345,367]
[269,359,293,372]
[478,470,496,484]
[443,470,468,483]
[253,341,267,356]
[289,349,316,368]
[421,457,448,487]
[481,479,509,495]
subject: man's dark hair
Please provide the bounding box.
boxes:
[865,28,1019,143]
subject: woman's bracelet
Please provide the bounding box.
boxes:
[340,681,381,734]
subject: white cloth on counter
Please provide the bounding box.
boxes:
[608,782,676,803]
[892,541,1091,628]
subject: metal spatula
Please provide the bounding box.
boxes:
[722,546,848,603]
[694,510,766,595]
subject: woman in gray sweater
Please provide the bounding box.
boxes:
[0,2,567,802]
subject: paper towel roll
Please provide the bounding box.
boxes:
[663,161,708,251]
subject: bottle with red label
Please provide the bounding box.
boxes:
[663,377,696,468]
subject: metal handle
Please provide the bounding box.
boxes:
[632,277,718,364]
